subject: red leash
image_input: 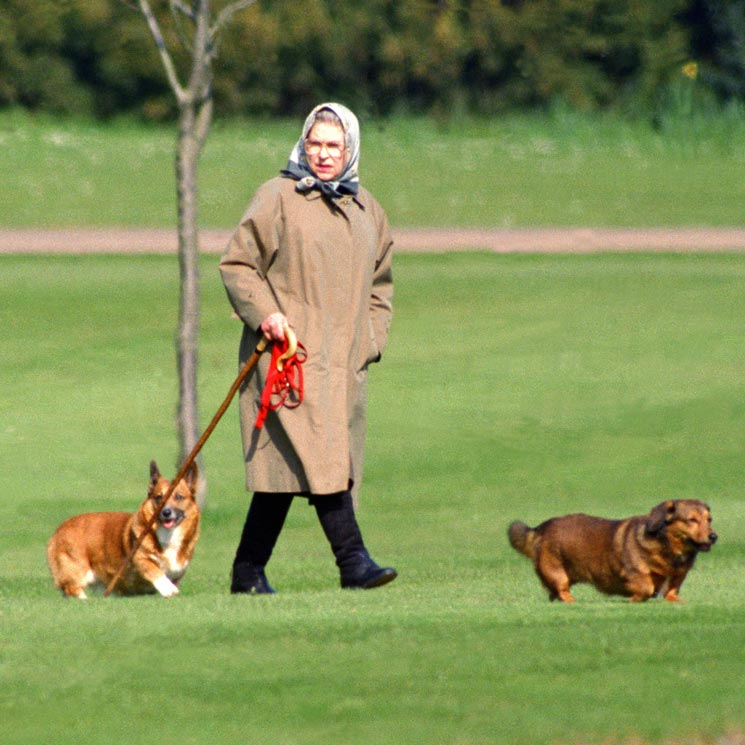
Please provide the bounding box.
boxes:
[254,334,306,429]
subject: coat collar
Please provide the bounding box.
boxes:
[300,187,367,211]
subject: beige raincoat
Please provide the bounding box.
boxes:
[219,176,393,499]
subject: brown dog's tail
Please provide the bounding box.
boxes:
[508,521,539,559]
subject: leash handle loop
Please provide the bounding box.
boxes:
[254,327,306,429]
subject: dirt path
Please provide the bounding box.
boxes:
[1,226,745,254]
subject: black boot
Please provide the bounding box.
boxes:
[314,490,397,590]
[230,561,275,594]
[231,492,292,594]
[339,558,398,590]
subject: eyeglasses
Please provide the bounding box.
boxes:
[304,140,345,159]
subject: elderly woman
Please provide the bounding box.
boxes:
[219,103,397,593]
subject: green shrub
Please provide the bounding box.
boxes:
[1,0,741,119]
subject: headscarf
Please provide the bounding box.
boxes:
[281,102,360,199]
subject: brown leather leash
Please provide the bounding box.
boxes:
[103,329,297,597]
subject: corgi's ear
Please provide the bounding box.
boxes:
[185,461,199,492]
[150,460,161,486]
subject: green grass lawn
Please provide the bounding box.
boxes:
[2,252,745,744]
[1,108,744,228]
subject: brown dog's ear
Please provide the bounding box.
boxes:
[150,460,161,486]
[646,500,676,535]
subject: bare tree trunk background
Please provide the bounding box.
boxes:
[176,103,208,502]
[134,0,256,506]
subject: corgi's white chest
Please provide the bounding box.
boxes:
[155,525,189,577]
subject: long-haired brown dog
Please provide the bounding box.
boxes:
[508,499,716,602]
[47,461,200,598]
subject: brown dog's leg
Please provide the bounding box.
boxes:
[536,554,576,602]
[661,567,692,602]
[627,573,655,602]
[661,574,687,602]
[662,587,683,602]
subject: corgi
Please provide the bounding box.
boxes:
[47,461,200,598]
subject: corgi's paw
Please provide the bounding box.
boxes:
[153,575,180,598]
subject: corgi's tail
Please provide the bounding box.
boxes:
[507,521,538,559]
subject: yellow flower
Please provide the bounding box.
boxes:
[682,61,698,80]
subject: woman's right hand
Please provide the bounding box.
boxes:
[260,312,289,342]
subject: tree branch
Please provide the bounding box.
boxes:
[171,0,195,21]
[138,0,188,104]
[194,96,214,151]
[187,3,213,106]
[169,0,194,53]
[211,0,258,43]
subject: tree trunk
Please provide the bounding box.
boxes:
[176,105,200,464]
[175,93,212,506]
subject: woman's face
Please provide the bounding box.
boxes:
[304,121,347,181]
